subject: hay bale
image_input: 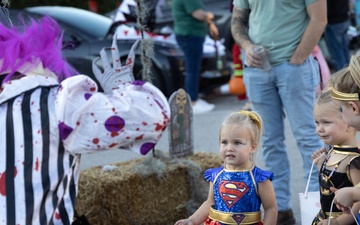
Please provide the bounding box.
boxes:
[76,151,222,225]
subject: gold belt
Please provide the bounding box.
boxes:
[209,207,261,225]
[325,211,343,218]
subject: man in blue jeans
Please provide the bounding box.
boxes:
[325,0,351,72]
[172,0,219,114]
[231,0,327,224]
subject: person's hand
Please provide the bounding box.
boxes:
[289,55,305,65]
[311,147,327,166]
[208,22,219,40]
[92,35,140,94]
[206,12,215,22]
[243,44,262,69]
[330,187,354,214]
[174,219,194,225]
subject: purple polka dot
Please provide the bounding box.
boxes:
[58,122,73,140]
[84,93,92,100]
[140,142,155,155]
[132,80,145,86]
[105,116,125,132]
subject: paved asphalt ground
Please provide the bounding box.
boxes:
[80,93,321,225]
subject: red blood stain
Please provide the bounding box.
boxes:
[55,212,61,220]
[91,113,94,116]
[112,108,116,112]
[0,173,5,196]
[111,132,119,137]
[93,138,99,144]
[35,158,39,171]
[142,122,148,126]
[135,134,143,140]
[109,143,117,148]
[126,58,133,66]
[0,167,18,196]
[76,121,80,126]
[155,123,164,131]
[136,128,140,131]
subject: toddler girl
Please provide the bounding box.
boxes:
[174,110,277,225]
[329,54,360,224]
[311,88,360,225]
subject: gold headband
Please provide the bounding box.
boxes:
[239,110,262,131]
[330,86,360,101]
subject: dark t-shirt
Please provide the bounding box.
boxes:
[327,0,349,24]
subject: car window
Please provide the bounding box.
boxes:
[26,7,113,40]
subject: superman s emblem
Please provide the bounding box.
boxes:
[218,180,249,208]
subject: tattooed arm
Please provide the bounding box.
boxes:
[231,6,261,68]
[231,6,250,50]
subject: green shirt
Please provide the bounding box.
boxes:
[172,0,208,37]
[233,0,317,65]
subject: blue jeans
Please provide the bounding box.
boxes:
[243,57,322,211]
[176,35,205,101]
[325,20,350,72]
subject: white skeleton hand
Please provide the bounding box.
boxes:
[92,35,140,93]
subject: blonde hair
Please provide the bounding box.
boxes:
[331,55,360,96]
[220,110,263,148]
[316,89,336,107]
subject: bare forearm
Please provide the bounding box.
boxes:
[188,201,211,225]
[192,9,214,24]
[291,20,326,64]
[262,206,278,225]
[231,7,251,50]
[291,0,327,64]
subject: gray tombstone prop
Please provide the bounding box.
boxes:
[168,88,193,158]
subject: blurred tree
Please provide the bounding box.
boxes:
[9,0,121,14]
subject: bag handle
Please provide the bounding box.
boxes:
[304,160,315,196]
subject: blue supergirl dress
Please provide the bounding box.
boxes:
[203,165,274,225]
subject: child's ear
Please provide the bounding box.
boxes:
[346,126,355,132]
[251,143,257,152]
[348,101,360,115]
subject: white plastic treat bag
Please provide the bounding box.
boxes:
[299,161,321,225]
